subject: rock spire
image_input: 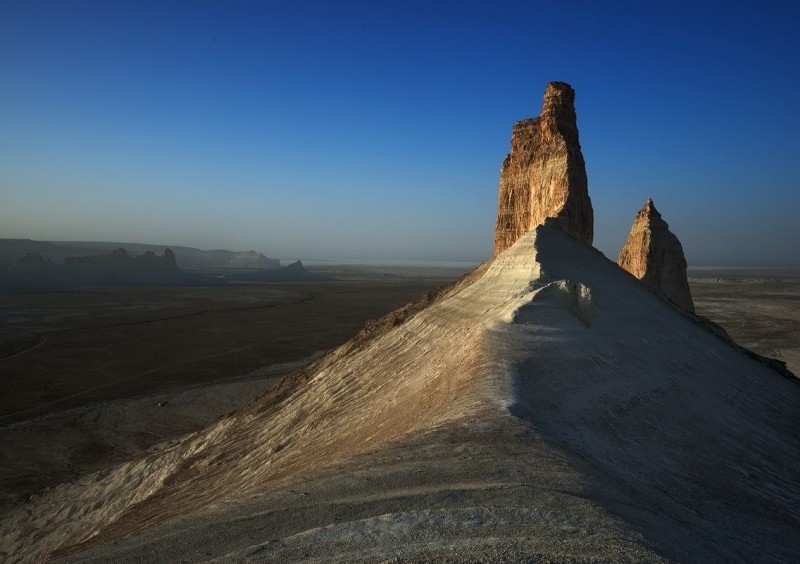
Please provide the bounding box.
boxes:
[493,81,593,254]
[617,198,695,313]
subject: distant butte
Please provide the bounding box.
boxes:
[617,198,695,313]
[493,81,593,254]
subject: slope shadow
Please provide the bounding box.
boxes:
[505,227,800,562]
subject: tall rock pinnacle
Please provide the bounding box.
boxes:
[493,81,593,254]
[617,198,695,313]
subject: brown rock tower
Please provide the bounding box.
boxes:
[493,82,593,254]
[617,198,695,313]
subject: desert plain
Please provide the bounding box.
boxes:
[688,269,800,375]
[0,265,471,508]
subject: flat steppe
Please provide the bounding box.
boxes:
[0,265,470,507]
[689,268,800,375]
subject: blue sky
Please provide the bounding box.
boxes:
[1,1,798,265]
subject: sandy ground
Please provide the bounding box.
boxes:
[3,224,798,562]
[0,360,306,509]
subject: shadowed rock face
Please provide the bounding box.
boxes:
[617,198,694,313]
[493,81,593,254]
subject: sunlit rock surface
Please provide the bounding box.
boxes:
[493,81,593,254]
[618,198,695,313]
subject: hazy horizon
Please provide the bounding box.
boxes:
[2,1,799,267]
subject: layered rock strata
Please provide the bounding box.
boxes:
[493,81,593,254]
[617,198,694,312]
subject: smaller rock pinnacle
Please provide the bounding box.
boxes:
[617,199,694,313]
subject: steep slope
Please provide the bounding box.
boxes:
[618,198,695,312]
[4,223,799,562]
[494,82,593,253]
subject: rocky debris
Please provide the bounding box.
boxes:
[494,81,593,254]
[617,198,694,313]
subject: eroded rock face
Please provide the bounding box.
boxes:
[617,198,694,313]
[493,81,593,254]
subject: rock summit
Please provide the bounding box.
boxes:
[493,81,593,254]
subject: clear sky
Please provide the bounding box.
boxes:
[1,1,798,266]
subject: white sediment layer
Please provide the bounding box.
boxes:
[2,224,799,562]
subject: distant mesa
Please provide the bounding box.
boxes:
[617,198,695,313]
[494,81,593,254]
[225,259,332,283]
[164,248,177,267]
[60,243,280,270]
[222,249,279,269]
[111,248,129,260]
[66,247,178,270]
[15,252,48,266]
[1,246,211,287]
[0,240,332,287]
[0,239,281,270]
[174,248,279,269]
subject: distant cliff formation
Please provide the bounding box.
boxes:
[2,247,215,287]
[176,249,279,269]
[66,248,177,269]
[3,248,334,287]
[58,243,280,269]
[0,240,281,270]
[225,260,333,283]
[617,198,694,313]
[494,81,593,254]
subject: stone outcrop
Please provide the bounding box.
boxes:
[617,198,694,313]
[66,248,177,269]
[15,252,46,266]
[493,81,593,254]
[163,248,176,268]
